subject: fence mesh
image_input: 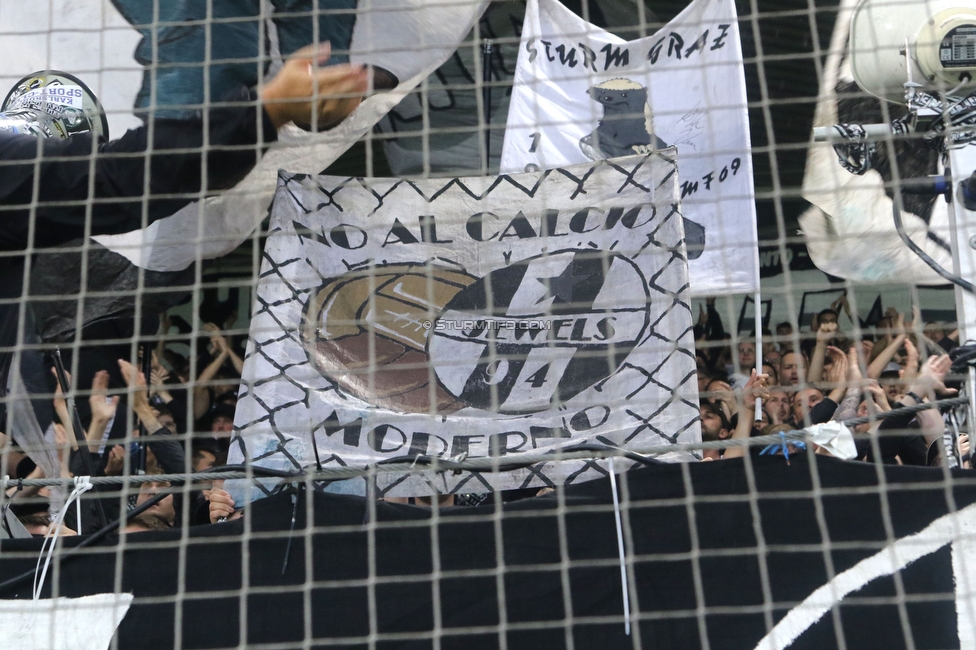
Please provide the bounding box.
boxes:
[2,0,976,648]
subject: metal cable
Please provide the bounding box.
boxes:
[1,395,968,491]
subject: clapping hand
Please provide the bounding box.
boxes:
[89,370,120,425]
[911,354,957,401]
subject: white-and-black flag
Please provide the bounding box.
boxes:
[228,153,701,500]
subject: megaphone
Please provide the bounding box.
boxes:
[0,70,107,140]
[850,0,976,103]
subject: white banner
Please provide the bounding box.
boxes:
[228,153,700,498]
[500,0,758,296]
[0,594,133,650]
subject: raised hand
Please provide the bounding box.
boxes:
[825,345,849,384]
[53,423,72,472]
[104,445,125,476]
[742,370,770,410]
[89,370,120,425]
[204,322,230,357]
[816,321,838,342]
[904,337,920,368]
[207,481,243,524]
[118,359,151,413]
[893,310,906,334]
[149,364,169,397]
[864,379,891,413]
[911,354,957,400]
[50,366,70,416]
[261,42,370,131]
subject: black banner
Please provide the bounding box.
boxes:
[2,456,973,649]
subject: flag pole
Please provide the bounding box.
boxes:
[753,291,763,420]
[482,39,493,175]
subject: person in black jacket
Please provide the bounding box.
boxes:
[0,44,368,250]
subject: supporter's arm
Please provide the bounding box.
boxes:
[193,326,230,420]
[833,347,864,421]
[899,355,955,447]
[205,323,243,376]
[4,464,44,500]
[868,313,906,379]
[724,370,768,460]
[904,354,956,403]
[52,424,72,480]
[806,322,837,383]
[86,370,119,453]
[935,329,962,354]
[149,354,174,406]
[874,355,954,461]
[902,338,920,387]
[823,345,848,404]
[50,370,78,452]
[916,404,945,448]
[864,380,891,413]
[102,445,126,477]
[119,359,186,474]
[832,293,853,324]
[706,380,737,422]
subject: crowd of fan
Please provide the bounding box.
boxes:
[695,296,969,466]
[2,311,245,537]
[3,295,972,538]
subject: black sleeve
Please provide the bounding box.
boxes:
[877,402,916,432]
[164,389,189,437]
[145,426,187,475]
[69,446,106,478]
[808,398,838,425]
[705,303,725,340]
[864,406,929,465]
[937,336,958,353]
[0,86,277,250]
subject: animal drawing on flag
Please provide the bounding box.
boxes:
[579,78,669,159]
[578,79,705,260]
[227,153,701,499]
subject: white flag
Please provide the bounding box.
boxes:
[500,0,758,296]
[228,153,700,499]
[0,594,133,650]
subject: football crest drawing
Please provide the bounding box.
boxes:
[300,251,651,415]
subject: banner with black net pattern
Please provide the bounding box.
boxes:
[227,152,701,500]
